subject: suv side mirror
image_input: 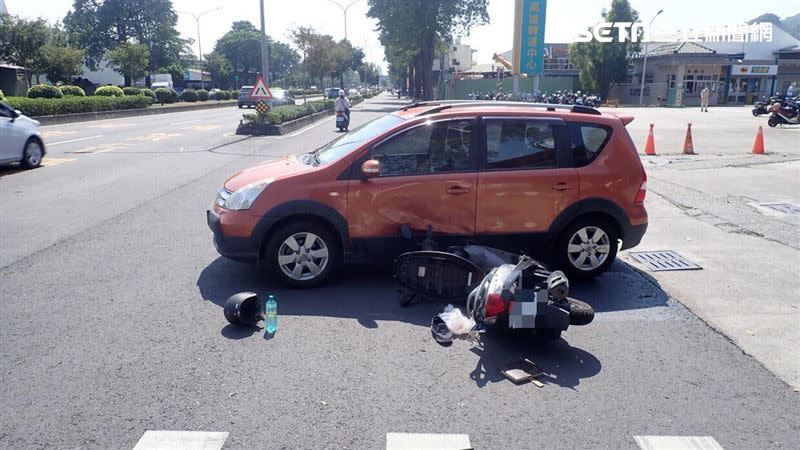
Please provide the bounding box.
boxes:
[10,109,21,120]
[361,159,380,179]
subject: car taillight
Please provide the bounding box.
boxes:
[485,293,506,318]
[634,176,647,203]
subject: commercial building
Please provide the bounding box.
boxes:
[613,24,800,106]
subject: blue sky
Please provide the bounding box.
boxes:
[6,0,799,70]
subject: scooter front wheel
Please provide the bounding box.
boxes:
[767,116,779,127]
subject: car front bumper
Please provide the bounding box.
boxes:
[207,209,260,262]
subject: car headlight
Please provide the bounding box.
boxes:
[219,179,273,210]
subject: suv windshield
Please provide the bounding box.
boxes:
[314,114,404,165]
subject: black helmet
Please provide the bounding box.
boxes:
[224,292,263,326]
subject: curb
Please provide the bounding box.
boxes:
[235,98,364,136]
[34,101,237,126]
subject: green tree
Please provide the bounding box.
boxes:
[204,52,233,89]
[0,15,50,83]
[331,40,364,88]
[568,0,639,99]
[107,43,150,86]
[42,46,86,84]
[213,21,299,85]
[65,0,185,81]
[368,0,488,100]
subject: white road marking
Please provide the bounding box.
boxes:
[133,430,229,450]
[287,116,332,136]
[47,135,103,146]
[171,119,204,126]
[386,433,471,450]
[634,435,724,450]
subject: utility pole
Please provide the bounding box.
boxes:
[259,0,270,86]
[640,9,663,106]
[178,7,220,90]
[327,0,361,41]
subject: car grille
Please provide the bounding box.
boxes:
[215,188,232,207]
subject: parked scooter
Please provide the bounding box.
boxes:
[767,101,800,127]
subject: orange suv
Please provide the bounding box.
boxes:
[208,102,647,287]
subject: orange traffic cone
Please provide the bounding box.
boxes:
[751,126,765,155]
[644,123,656,155]
[682,122,696,155]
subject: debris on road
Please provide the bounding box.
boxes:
[499,359,546,386]
[223,292,264,327]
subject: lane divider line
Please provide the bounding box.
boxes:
[133,430,229,450]
[47,135,103,146]
[386,432,471,450]
[634,435,724,450]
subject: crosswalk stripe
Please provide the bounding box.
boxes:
[133,430,229,450]
[386,433,471,450]
[634,435,723,450]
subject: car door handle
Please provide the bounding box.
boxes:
[446,186,472,195]
[552,182,571,191]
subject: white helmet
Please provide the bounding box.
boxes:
[338,89,345,97]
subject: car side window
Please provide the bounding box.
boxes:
[371,120,475,176]
[0,103,11,118]
[485,119,557,170]
[567,123,611,167]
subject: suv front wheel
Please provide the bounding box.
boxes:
[556,218,618,279]
[264,220,339,288]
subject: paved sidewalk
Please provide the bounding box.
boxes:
[621,192,800,388]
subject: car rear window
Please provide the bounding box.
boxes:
[484,119,557,170]
[567,123,612,167]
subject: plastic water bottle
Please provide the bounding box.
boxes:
[265,294,277,334]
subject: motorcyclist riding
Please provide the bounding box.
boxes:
[334,89,351,126]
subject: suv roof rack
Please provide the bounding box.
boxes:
[405,100,601,116]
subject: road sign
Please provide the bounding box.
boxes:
[250,74,273,99]
[512,0,547,76]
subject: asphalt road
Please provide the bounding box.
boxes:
[1,95,799,449]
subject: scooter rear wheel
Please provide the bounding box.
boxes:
[767,116,779,127]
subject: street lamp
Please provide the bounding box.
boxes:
[178,7,221,90]
[327,0,361,41]
[639,9,663,106]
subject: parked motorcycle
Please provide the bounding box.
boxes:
[767,101,800,127]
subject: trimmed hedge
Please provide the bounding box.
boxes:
[5,95,153,117]
[123,87,142,96]
[288,88,323,96]
[28,85,63,99]
[211,90,228,100]
[60,86,86,97]
[197,89,209,101]
[180,88,199,102]
[154,87,178,104]
[141,88,156,100]
[94,86,125,97]
[0,89,4,100]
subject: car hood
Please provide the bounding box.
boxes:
[17,115,40,128]
[223,156,313,191]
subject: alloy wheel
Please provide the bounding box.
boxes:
[566,226,611,271]
[277,232,329,281]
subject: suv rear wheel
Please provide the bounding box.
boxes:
[264,220,339,288]
[556,217,618,279]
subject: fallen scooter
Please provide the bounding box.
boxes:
[395,242,594,346]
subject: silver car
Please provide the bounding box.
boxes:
[0,102,45,169]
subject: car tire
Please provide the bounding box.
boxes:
[21,138,44,169]
[555,217,619,279]
[263,220,339,288]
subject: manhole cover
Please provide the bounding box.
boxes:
[759,203,800,215]
[629,250,702,271]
